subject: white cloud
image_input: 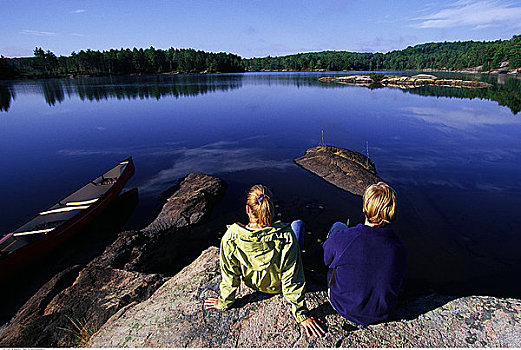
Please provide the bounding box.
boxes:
[413,0,521,29]
[20,29,56,36]
[73,9,86,13]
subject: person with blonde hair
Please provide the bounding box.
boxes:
[322,182,408,325]
[204,184,325,338]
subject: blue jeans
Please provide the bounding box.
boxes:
[327,221,349,287]
[327,221,349,238]
[291,220,305,250]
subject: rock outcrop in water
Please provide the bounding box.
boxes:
[88,173,227,271]
[294,145,383,196]
[0,173,227,347]
[88,246,521,347]
[319,74,493,89]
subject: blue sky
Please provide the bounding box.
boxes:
[1,0,521,58]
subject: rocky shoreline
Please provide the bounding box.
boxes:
[0,169,520,347]
[319,73,494,89]
[88,246,521,348]
[0,173,226,347]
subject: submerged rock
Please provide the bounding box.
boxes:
[294,145,382,196]
[0,173,227,347]
[88,246,521,348]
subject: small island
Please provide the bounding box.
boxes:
[319,73,493,89]
[294,145,383,197]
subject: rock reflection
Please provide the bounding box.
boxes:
[404,75,521,115]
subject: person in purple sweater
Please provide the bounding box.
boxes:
[322,182,408,326]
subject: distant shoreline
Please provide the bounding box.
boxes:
[2,67,520,81]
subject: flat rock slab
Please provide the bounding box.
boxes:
[88,247,521,348]
[88,247,332,348]
[294,145,382,196]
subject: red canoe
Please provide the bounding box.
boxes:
[0,157,135,278]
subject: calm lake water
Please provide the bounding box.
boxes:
[1,72,521,299]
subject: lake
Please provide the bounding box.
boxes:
[1,72,521,300]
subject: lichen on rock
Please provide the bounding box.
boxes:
[88,246,521,347]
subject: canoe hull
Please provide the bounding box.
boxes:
[0,158,135,279]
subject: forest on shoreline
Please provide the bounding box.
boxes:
[0,35,520,79]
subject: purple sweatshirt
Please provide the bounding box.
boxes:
[323,224,408,325]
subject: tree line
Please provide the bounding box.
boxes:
[1,35,520,79]
[1,47,244,78]
[246,36,521,72]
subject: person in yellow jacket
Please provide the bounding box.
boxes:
[204,184,325,338]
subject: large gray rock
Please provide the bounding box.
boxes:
[0,173,227,347]
[142,173,227,235]
[294,145,382,196]
[0,265,164,347]
[88,247,521,348]
[89,173,227,271]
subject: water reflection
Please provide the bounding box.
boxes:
[42,80,65,106]
[0,74,244,111]
[405,76,521,115]
[71,75,243,102]
[139,141,294,194]
[401,105,516,129]
[2,73,520,114]
[0,82,15,112]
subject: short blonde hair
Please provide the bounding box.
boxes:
[363,182,397,227]
[246,184,274,228]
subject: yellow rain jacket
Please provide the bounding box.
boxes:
[218,221,310,323]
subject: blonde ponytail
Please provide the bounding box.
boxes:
[246,185,274,228]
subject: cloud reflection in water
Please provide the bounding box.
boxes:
[401,105,516,130]
[139,141,293,193]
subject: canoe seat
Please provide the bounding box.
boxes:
[13,228,55,236]
[40,206,90,216]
